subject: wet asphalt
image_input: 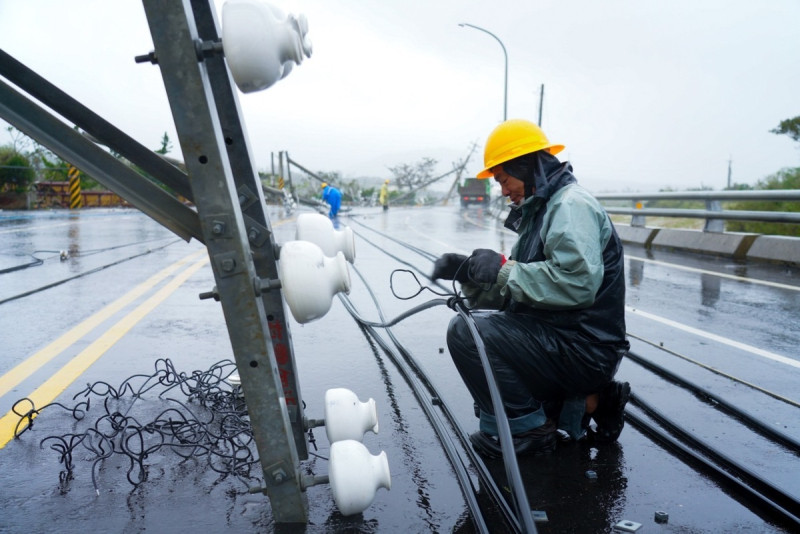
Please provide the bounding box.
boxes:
[1,205,799,533]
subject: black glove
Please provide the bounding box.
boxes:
[432,253,469,282]
[467,248,504,283]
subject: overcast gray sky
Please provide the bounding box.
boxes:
[1,0,798,192]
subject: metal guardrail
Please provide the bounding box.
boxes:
[593,190,800,232]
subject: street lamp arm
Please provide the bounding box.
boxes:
[458,23,507,58]
[458,23,508,121]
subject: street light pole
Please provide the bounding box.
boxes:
[459,23,507,121]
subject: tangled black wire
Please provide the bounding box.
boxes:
[11,358,267,493]
[391,268,472,314]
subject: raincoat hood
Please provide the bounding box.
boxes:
[503,151,573,200]
[503,152,577,234]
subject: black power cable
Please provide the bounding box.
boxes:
[347,215,439,262]
[0,238,182,305]
[626,350,800,454]
[0,237,179,275]
[453,302,538,534]
[338,283,499,532]
[340,292,491,534]
[626,400,800,530]
[339,258,537,533]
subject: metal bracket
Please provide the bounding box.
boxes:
[237,184,258,210]
[243,214,270,248]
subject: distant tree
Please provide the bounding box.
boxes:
[726,182,753,191]
[755,167,800,190]
[39,152,69,182]
[0,145,35,193]
[338,179,361,203]
[155,132,173,155]
[5,125,34,154]
[719,114,800,236]
[1,126,108,196]
[726,167,800,237]
[316,170,341,185]
[770,116,800,144]
[388,157,437,190]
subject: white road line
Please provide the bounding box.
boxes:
[626,254,800,292]
[626,305,800,369]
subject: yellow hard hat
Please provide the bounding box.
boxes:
[384,179,390,184]
[477,119,564,179]
[321,182,328,188]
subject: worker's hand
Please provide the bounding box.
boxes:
[432,253,469,283]
[467,249,506,284]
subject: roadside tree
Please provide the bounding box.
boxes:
[0,145,34,193]
[388,157,437,191]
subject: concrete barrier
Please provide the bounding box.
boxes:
[614,225,659,248]
[614,224,800,266]
[650,228,758,259]
[746,235,800,265]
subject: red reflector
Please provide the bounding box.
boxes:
[477,196,483,201]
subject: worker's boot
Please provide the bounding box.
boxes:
[591,380,631,442]
[469,419,557,459]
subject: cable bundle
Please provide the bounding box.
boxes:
[12,358,262,492]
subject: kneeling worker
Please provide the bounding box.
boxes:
[432,119,631,458]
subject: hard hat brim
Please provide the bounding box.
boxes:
[476,143,565,179]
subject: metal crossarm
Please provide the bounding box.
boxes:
[0,77,201,242]
[0,48,195,203]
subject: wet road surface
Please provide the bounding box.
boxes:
[1,205,799,533]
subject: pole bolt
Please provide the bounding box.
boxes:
[199,287,220,301]
[211,221,226,236]
[221,258,236,272]
[272,468,287,484]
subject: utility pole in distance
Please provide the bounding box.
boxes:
[727,157,732,189]
[537,83,544,127]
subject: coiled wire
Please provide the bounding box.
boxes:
[11,358,264,493]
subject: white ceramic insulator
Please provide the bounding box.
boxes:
[222,0,312,93]
[324,388,379,443]
[329,440,391,516]
[277,240,350,323]
[295,213,356,263]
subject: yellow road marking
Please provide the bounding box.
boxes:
[0,248,207,398]
[0,255,209,448]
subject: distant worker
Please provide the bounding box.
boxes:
[379,179,390,211]
[432,119,631,458]
[321,182,342,220]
